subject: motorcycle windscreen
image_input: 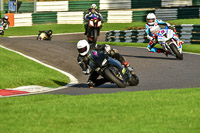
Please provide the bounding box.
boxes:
[89,51,107,69]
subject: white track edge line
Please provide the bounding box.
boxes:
[0,45,78,98]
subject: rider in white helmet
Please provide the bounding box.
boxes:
[77,40,133,88]
[145,13,182,55]
[2,15,9,29]
[84,4,103,35]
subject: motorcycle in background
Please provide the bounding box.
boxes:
[37,31,52,40]
[152,26,183,60]
[87,13,102,44]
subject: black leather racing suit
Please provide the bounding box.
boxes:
[77,44,127,87]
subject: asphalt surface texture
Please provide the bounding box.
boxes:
[1,32,200,95]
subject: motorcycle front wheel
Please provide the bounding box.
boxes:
[104,67,126,88]
[170,43,183,60]
[129,73,139,86]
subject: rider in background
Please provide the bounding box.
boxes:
[145,13,183,56]
[84,4,103,35]
[38,30,53,40]
[2,15,9,29]
[77,40,133,88]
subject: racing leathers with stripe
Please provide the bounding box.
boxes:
[145,19,179,53]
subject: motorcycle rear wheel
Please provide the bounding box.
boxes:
[170,43,183,60]
[104,67,126,88]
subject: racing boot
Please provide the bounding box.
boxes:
[87,80,95,88]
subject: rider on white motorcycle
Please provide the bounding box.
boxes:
[84,4,103,35]
[145,13,183,56]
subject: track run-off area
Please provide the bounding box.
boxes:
[1,32,200,96]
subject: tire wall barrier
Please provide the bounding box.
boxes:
[105,25,200,44]
[1,0,200,26]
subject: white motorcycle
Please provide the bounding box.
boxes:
[151,26,183,60]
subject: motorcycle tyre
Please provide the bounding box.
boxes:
[129,74,139,86]
[170,43,183,60]
[93,29,98,44]
[104,67,126,88]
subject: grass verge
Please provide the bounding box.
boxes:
[0,47,69,89]
[0,88,199,133]
[97,42,200,54]
[3,19,200,37]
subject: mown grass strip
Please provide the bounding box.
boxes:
[0,88,199,133]
[0,47,69,89]
[3,19,200,37]
[97,42,200,54]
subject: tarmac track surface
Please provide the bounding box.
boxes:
[1,32,200,95]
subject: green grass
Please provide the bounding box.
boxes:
[0,47,69,89]
[3,19,200,37]
[97,42,200,54]
[0,88,199,133]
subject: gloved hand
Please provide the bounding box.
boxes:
[152,38,157,43]
[83,68,90,75]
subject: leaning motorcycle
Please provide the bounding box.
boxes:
[37,31,51,40]
[88,50,139,88]
[153,27,183,60]
[87,14,102,44]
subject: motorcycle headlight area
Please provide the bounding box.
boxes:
[89,20,94,27]
[101,58,108,66]
[97,21,102,27]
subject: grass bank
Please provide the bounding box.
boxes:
[0,47,69,89]
[3,19,200,37]
[97,42,200,54]
[0,88,199,133]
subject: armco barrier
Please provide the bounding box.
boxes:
[14,13,32,27]
[106,30,148,43]
[106,25,200,44]
[18,2,34,13]
[36,1,69,12]
[161,0,192,7]
[177,7,199,19]
[32,12,57,24]
[193,0,200,6]
[3,2,34,13]
[155,9,177,21]
[107,11,132,23]
[68,0,99,11]
[131,0,161,8]
[132,10,155,22]
[57,11,83,24]
[100,0,131,10]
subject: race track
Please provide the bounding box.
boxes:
[1,32,200,95]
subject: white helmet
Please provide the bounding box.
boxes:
[90,4,97,9]
[77,40,90,56]
[3,15,9,20]
[146,13,156,25]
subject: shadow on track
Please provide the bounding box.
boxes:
[122,54,178,60]
[72,83,119,89]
